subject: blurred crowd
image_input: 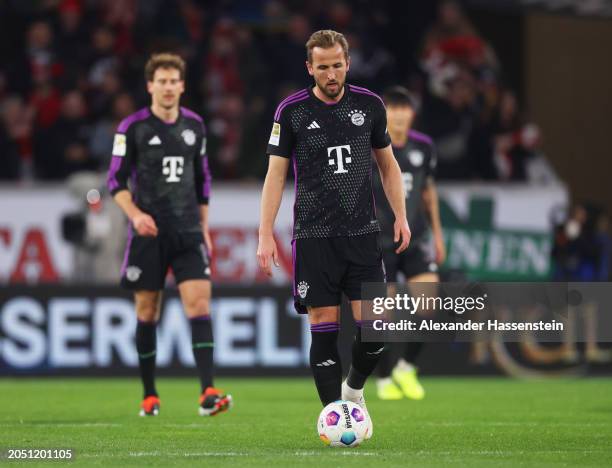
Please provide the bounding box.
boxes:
[0,0,549,183]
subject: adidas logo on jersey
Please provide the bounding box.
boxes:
[148,135,161,145]
[307,121,320,130]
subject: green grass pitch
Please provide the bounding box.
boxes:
[1,377,611,467]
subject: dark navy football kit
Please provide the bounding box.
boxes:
[372,129,438,280]
[267,85,391,313]
[107,106,212,290]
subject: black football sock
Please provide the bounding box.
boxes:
[136,320,158,398]
[190,315,214,392]
[310,322,342,406]
[347,320,385,390]
[376,343,395,378]
[403,342,424,364]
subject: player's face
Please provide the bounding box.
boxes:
[147,67,185,110]
[306,44,350,99]
[386,104,415,134]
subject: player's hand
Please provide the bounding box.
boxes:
[132,212,158,237]
[257,233,279,277]
[203,225,213,257]
[394,218,411,254]
[434,233,446,265]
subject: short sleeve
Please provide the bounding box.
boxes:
[371,99,391,149]
[107,126,135,196]
[266,106,294,158]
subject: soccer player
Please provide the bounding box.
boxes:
[373,86,445,400]
[107,53,231,416]
[257,30,410,432]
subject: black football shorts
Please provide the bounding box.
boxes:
[382,235,438,282]
[120,229,210,290]
[292,232,386,314]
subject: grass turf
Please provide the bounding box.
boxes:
[1,377,611,467]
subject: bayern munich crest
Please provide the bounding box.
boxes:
[126,266,142,282]
[349,110,365,126]
[181,129,196,146]
[409,150,424,167]
[297,281,310,299]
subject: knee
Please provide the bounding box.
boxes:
[185,295,210,318]
[135,294,160,322]
[308,307,338,325]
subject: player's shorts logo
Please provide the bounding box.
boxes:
[349,110,365,126]
[409,150,424,167]
[181,129,196,146]
[126,266,142,282]
[162,156,184,182]
[297,281,310,299]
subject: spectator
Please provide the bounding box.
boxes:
[28,65,62,129]
[89,92,135,168]
[0,95,34,180]
[34,90,95,179]
[490,90,541,181]
[419,71,478,179]
[0,107,22,180]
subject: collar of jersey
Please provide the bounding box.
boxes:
[308,85,349,107]
[149,107,182,127]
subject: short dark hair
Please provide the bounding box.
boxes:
[144,53,186,82]
[305,30,349,63]
[383,86,416,108]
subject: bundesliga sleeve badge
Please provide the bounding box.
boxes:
[269,122,281,146]
[112,134,127,157]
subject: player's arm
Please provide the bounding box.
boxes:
[107,127,158,236]
[257,107,294,277]
[373,146,411,253]
[194,127,213,254]
[257,156,290,277]
[422,177,446,264]
[370,97,410,253]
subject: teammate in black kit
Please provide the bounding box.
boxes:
[257,30,410,435]
[373,86,446,401]
[107,53,231,417]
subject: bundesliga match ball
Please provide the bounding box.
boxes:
[317,400,371,447]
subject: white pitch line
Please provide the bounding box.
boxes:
[421,421,611,427]
[294,451,378,456]
[79,451,249,458]
[411,449,611,456]
[0,423,122,428]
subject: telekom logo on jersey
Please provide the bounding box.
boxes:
[162,156,184,182]
[327,145,351,174]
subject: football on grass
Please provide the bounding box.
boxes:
[317,400,370,447]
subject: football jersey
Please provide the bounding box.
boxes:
[373,130,437,247]
[107,106,210,233]
[266,85,391,239]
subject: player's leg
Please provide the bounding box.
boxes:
[173,233,231,416]
[309,306,342,405]
[135,290,162,416]
[294,237,344,406]
[120,233,165,416]
[393,269,439,400]
[178,279,214,390]
[375,255,404,400]
[341,233,386,438]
